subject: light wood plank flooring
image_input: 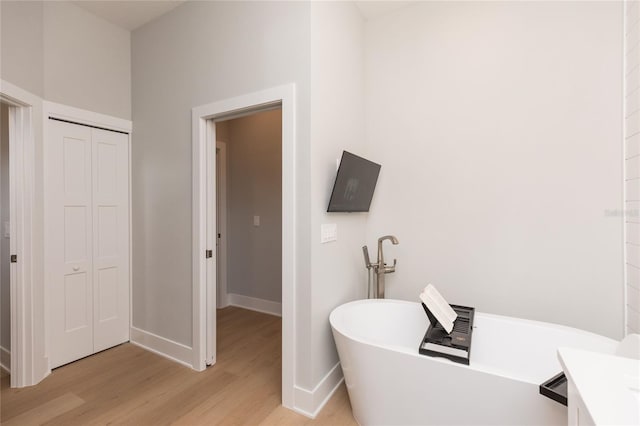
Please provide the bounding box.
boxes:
[0,307,357,425]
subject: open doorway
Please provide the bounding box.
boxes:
[211,109,283,397]
[192,84,296,408]
[214,110,282,314]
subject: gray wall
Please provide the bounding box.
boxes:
[364,1,624,338]
[0,1,131,119]
[224,110,282,303]
[1,104,9,351]
[0,1,44,97]
[131,1,311,352]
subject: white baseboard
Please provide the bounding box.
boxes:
[293,362,344,418]
[227,293,282,317]
[0,346,10,373]
[130,327,193,369]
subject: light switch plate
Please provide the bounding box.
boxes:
[321,223,337,243]
[3,221,9,238]
[253,215,260,227]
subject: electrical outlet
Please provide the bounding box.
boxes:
[321,223,337,243]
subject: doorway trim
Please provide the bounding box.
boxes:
[192,84,296,409]
[0,79,43,387]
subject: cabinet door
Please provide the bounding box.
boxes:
[48,120,94,368]
[92,128,129,352]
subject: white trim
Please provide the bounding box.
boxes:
[192,83,296,409]
[206,120,216,366]
[227,293,282,317]
[623,0,628,337]
[130,327,193,369]
[216,141,228,309]
[42,101,132,133]
[293,362,344,419]
[0,346,10,373]
[43,102,133,374]
[0,79,44,388]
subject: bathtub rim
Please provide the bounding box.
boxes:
[330,298,618,385]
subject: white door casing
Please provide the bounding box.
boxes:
[192,84,296,409]
[1,79,42,388]
[47,119,129,368]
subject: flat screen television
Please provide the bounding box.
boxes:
[327,151,381,212]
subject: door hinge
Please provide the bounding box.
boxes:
[10,254,17,263]
[206,250,213,259]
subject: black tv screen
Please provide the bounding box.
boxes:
[327,151,381,212]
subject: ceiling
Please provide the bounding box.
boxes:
[73,1,186,31]
[72,0,413,32]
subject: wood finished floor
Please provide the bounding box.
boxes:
[0,307,357,425]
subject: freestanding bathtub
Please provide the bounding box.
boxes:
[330,299,618,425]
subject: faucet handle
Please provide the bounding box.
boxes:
[385,259,397,273]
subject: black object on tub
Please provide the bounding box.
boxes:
[539,372,568,406]
[419,303,475,365]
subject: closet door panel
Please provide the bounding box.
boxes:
[92,128,129,352]
[48,120,94,368]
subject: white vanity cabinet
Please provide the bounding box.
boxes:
[558,347,640,426]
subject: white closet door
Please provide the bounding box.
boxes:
[48,120,130,369]
[92,128,129,352]
[48,120,94,368]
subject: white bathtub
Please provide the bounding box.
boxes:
[330,299,618,426]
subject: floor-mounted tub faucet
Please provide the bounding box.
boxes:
[362,235,399,298]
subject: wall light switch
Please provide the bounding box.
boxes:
[321,223,337,243]
[3,221,9,238]
[253,215,260,227]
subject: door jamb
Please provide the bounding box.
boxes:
[215,141,228,309]
[0,79,42,387]
[192,84,296,409]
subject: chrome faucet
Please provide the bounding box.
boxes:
[362,235,399,298]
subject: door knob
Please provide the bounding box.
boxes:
[73,266,80,272]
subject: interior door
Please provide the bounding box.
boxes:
[92,128,129,352]
[48,120,94,368]
[206,120,217,366]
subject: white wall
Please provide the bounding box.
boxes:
[131,0,311,356]
[625,0,640,335]
[310,1,367,386]
[1,1,131,119]
[43,2,131,119]
[1,103,9,352]
[225,110,282,303]
[0,1,44,97]
[364,1,624,339]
